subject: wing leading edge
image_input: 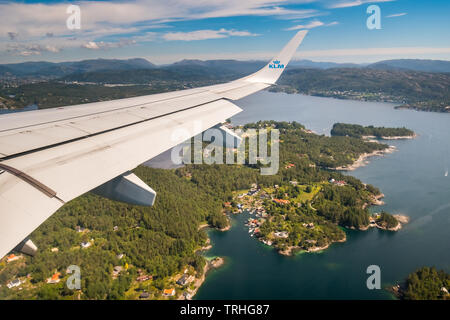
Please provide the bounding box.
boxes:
[0,30,307,259]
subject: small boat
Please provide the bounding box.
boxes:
[445,168,448,177]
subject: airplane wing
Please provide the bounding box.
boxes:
[0,30,307,259]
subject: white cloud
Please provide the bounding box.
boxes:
[285,20,338,30]
[386,13,407,18]
[0,0,321,59]
[82,41,100,50]
[82,39,137,50]
[163,28,259,41]
[0,1,319,40]
[328,0,395,9]
[6,43,62,56]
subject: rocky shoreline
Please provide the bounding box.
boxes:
[276,233,347,256]
[334,146,397,171]
[362,134,417,140]
[184,239,226,300]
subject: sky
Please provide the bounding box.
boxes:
[0,0,449,65]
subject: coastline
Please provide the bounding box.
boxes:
[278,234,347,256]
[184,221,230,300]
[183,256,225,300]
[334,145,396,171]
[362,134,417,140]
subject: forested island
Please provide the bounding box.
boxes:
[391,267,450,300]
[331,123,416,139]
[0,121,410,299]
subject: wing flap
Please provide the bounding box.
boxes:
[0,172,63,259]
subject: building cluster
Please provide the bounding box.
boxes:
[329,178,347,186]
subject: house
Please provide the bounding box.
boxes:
[47,272,61,284]
[51,247,59,253]
[223,202,231,208]
[81,241,91,249]
[137,275,152,282]
[274,231,289,238]
[75,226,88,233]
[6,254,22,263]
[139,292,150,299]
[163,288,176,296]
[183,292,191,299]
[113,226,119,232]
[273,199,290,205]
[113,266,123,277]
[177,274,194,286]
[330,179,346,186]
[116,253,124,260]
[6,279,22,289]
[289,181,298,186]
[302,223,315,229]
[285,163,295,169]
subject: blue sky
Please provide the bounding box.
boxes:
[0,0,449,64]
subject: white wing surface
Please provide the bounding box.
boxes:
[0,30,307,258]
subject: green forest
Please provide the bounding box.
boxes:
[0,121,402,299]
[331,123,415,139]
[398,267,450,300]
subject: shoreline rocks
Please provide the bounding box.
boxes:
[334,146,397,171]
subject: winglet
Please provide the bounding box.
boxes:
[244,30,308,84]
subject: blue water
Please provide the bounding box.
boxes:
[195,91,450,299]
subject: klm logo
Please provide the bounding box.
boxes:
[269,60,284,69]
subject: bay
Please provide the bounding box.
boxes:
[195,91,450,299]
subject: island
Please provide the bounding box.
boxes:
[331,123,416,140]
[391,267,450,300]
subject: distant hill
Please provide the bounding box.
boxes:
[274,67,450,112]
[0,65,13,76]
[289,59,363,69]
[0,58,156,77]
[170,59,266,75]
[61,59,267,84]
[368,59,450,73]
[3,58,450,79]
